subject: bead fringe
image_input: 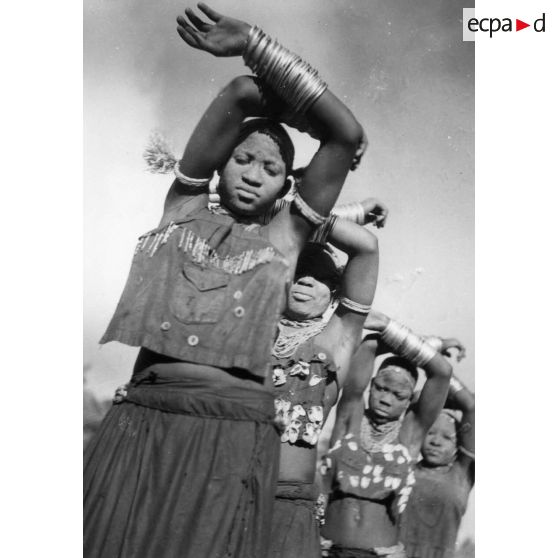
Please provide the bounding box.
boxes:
[134,222,275,274]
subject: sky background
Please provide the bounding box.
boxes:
[84,0,474,543]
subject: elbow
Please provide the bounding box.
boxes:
[345,230,378,258]
[336,119,364,150]
[325,110,363,150]
[225,75,257,107]
[362,230,379,255]
[434,357,453,381]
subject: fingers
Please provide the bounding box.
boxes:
[177,23,201,49]
[185,7,212,32]
[177,16,209,50]
[198,2,223,22]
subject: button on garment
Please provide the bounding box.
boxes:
[187,335,199,346]
[160,321,171,331]
[234,306,245,318]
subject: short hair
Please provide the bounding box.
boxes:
[236,118,295,174]
[376,356,419,386]
[295,242,343,292]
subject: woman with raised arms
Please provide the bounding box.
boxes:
[84,4,364,558]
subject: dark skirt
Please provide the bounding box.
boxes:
[328,544,407,558]
[84,369,280,558]
[268,482,321,558]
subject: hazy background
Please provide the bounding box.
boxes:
[84,0,474,544]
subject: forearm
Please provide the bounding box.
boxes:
[244,26,362,217]
[447,376,475,412]
[180,76,264,178]
[380,316,452,425]
[331,220,379,305]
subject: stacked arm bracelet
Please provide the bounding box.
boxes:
[425,335,444,352]
[332,202,366,225]
[381,320,438,367]
[310,214,338,244]
[243,27,328,115]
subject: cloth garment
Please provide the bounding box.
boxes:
[397,462,473,558]
[84,369,280,558]
[327,542,407,558]
[268,482,322,558]
[101,197,289,378]
[272,338,337,446]
[323,431,415,519]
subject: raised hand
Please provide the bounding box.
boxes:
[441,338,466,362]
[360,197,389,228]
[176,3,251,57]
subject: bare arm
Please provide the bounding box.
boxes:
[177,5,363,257]
[446,377,475,481]
[402,352,452,457]
[365,311,453,457]
[328,335,377,446]
[319,220,379,388]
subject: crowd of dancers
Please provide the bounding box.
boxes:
[84,5,474,558]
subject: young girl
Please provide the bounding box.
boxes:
[320,311,453,557]
[398,376,474,558]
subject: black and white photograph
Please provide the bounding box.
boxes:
[83,1,474,557]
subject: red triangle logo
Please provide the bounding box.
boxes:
[516,19,530,31]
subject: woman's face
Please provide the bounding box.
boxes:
[421,413,457,466]
[285,275,332,320]
[219,132,288,216]
[368,369,414,424]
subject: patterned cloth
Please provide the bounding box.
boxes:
[272,338,337,446]
[322,430,415,518]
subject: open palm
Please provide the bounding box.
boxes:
[177,3,251,57]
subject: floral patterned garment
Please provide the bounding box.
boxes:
[272,338,337,447]
[322,431,416,517]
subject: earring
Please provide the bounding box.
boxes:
[207,172,221,212]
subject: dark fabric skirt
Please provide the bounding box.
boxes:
[84,368,280,558]
[268,481,321,558]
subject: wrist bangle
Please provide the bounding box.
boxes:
[449,376,464,395]
[310,214,338,244]
[243,26,328,115]
[425,336,444,352]
[381,320,437,367]
[332,202,366,225]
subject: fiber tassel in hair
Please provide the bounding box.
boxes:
[143,131,178,174]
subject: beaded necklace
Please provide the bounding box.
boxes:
[272,318,327,359]
[360,412,404,454]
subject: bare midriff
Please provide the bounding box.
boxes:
[278,443,318,484]
[322,496,398,549]
[132,347,273,390]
